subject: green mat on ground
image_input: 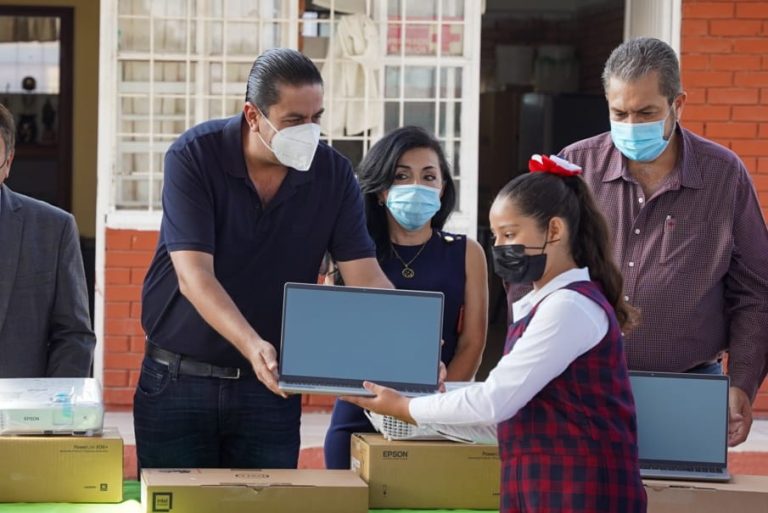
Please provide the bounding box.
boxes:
[0,481,141,512]
[0,481,497,513]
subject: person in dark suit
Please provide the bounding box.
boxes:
[0,103,95,377]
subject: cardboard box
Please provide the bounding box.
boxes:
[141,469,368,513]
[350,433,500,509]
[645,475,768,513]
[0,428,123,502]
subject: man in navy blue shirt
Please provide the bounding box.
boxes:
[134,48,392,470]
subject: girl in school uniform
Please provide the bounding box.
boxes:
[344,154,647,513]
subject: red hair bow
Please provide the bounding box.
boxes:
[529,154,583,177]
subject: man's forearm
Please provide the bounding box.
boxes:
[177,268,262,360]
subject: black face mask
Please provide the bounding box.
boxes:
[492,238,558,284]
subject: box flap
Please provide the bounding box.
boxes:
[644,474,768,493]
[142,469,367,489]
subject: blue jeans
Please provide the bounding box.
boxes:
[324,399,376,469]
[133,356,301,470]
[686,360,723,375]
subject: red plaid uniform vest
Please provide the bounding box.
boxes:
[497,281,638,459]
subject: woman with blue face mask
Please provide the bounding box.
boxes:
[323,126,489,469]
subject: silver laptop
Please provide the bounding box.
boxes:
[630,371,730,482]
[278,283,444,397]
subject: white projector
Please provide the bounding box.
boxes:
[0,378,104,435]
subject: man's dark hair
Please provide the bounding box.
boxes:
[0,104,15,160]
[245,48,323,114]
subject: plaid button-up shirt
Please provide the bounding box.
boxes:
[559,126,768,398]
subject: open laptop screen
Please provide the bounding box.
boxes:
[279,283,444,393]
[630,371,729,467]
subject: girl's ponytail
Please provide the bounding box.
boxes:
[499,154,639,332]
[566,177,639,332]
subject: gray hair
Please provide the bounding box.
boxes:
[0,104,14,160]
[602,37,682,104]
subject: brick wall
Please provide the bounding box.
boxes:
[102,228,335,411]
[681,0,768,415]
[103,229,156,407]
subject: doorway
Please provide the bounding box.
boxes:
[0,6,74,211]
[477,0,626,379]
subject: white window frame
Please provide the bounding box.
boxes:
[94,0,483,382]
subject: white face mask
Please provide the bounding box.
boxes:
[257,109,321,171]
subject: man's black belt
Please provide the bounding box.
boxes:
[146,344,243,379]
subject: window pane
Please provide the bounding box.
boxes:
[119,0,191,17]
[440,22,464,56]
[207,98,224,119]
[330,140,364,168]
[119,96,150,135]
[453,178,460,211]
[118,17,150,52]
[442,0,464,18]
[384,66,400,98]
[384,101,400,133]
[442,140,460,178]
[386,23,402,55]
[205,21,224,55]
[207,63,246,96]
[154,18,189,54]
[263,22,288,51]
[205,97,241,118]
[213,0,284,19]
[226,22,262,56]
[223,98,242,117]
[439,101,461,139]
[119,0,149,16]
[440,67,462,98]
[153,96,188,135]
[404,67,435,99]
[226,62,252,87]
[119,61,150,94]
[208,62,223,92]
[154,61,191,95]
[405,1,437,20]
[387,23,461,56]
[386,0,400,18]
[403,102,436,132]
[159,0,190,17]
[388,24,443,56]
[116,176,148,209]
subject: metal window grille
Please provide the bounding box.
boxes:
[105,0,479,234]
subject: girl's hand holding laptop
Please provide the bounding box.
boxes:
[342,360,446,425]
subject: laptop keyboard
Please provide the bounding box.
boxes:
[286,381,433,396]
[642,464,724,473]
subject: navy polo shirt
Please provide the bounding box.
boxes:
[141,114,375,368]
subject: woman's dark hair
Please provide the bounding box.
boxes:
[495,172,639,331]
[358,126,456,261]
[245,48,323,113]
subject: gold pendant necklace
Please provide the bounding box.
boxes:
[390,232,431,279]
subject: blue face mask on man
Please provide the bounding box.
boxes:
[385,184,441,231]
[610,106,675,162]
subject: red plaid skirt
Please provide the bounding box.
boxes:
[500,451,647,513]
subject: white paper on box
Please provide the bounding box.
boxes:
[0,378,104,435]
